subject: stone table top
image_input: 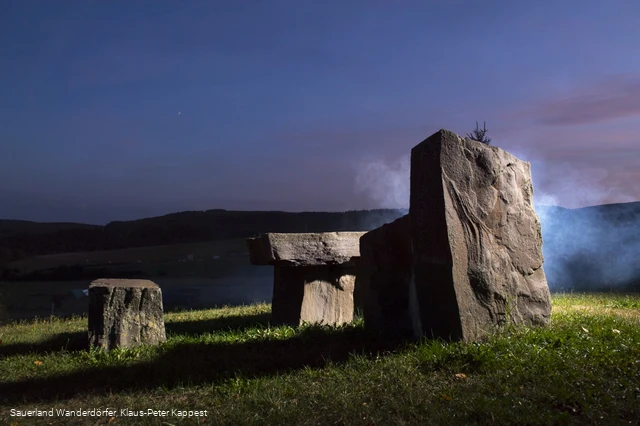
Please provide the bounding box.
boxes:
[89,278,159,289]
[247,232,366,266]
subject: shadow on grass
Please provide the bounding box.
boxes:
[165,312,272,336]
[0,313,272,358]
[0,325,407,404]
[0,331,88,357]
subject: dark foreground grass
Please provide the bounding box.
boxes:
[0,294,639,425]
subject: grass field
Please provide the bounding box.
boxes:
[0,293,639,425]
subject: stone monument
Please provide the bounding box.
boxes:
[358,129,552,341]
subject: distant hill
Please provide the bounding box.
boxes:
[0,220,100,240]
[0,220,103,265]
[537,201,640,224]
[1,202,638,291]
[0,209,407,257]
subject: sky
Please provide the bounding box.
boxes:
[1,0,639,225]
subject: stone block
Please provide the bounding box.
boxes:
[247,232,365,266]
[410,129,552,341]
[356,215,414,335]
[272,264,357,326]
[88,278,166,350]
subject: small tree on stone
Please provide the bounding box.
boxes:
[467,121,491,145]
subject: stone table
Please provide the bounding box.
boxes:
[247,232,365,326]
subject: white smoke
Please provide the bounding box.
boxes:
[354,155,410,209]
[504,148,639,291]
[353,143,639,291]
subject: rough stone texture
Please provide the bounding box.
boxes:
[410,129,552,341]
[247,232,363,326]
[248,232,365,266]
[88,279,166,350]
[272,265,357,326]
[356,215,414,335]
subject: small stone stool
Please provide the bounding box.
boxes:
[88,279,166,350]
[247,232,365,326]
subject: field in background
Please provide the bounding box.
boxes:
[4,238,252,275]
[0,293,638,425]
[0,238,273,321]
[0,277,273,322]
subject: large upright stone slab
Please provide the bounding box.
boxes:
[410,130,552,341]
[247,232,365,326]
[356,215,414,335]
[88,279,166,350]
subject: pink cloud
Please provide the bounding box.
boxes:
[496,122,640,157]
[476,122,640,208]
[527,73,640,126]
[266,118,640,210]
[532,159,639,209]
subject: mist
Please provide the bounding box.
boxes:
[354,156,410,210]
[353,156,409,230]
[523,147,640,291]
[353,146,640,292]
[537,203,640,291]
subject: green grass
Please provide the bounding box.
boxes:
[1,294,639,425]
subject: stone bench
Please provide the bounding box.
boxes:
[88,279,166,350]
[247,232,365,326]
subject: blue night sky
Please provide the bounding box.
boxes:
[1,0,639,224]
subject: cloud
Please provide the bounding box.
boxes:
[529,73,640,126]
